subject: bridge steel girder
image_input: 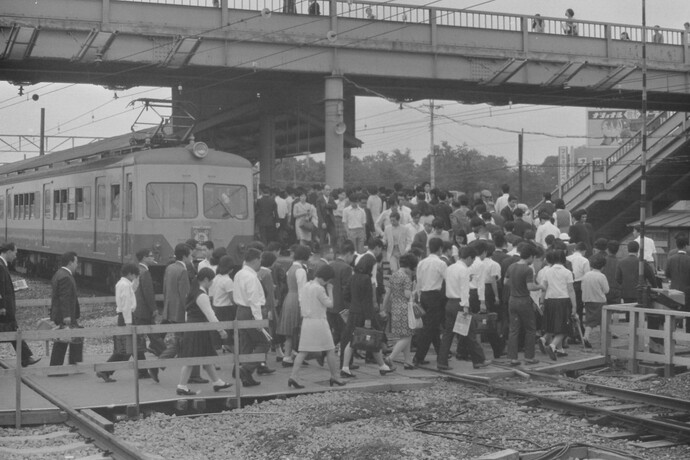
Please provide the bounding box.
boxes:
[1,0,689,111]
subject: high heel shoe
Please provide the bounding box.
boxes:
[329,378,347,387]
[287,378,304,389]
[379,366,396,376]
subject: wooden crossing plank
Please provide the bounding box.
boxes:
[631,439,685,449]
[596,430,639,440]
[598,403,647,411]
[567,397,612,404]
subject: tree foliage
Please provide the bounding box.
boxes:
[270,143,558,207]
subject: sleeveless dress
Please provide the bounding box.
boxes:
[389,270,415,337]
[276,263,305,337]
[180,287,217,358]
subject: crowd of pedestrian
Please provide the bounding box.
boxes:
[2,180,688,397]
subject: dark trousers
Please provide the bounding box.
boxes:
[574,281,584,324]
[9,339,34,365]
[104,313,146,377]
[133,315,166,356]
[507,296,536,360]
[414,290,445,363]
[468,288,504,358]
[259,225,276,245]
[438,300,486,366]
[236,305,269,377]
[49,323,83,366]
[327,310,345,349]
[211,305,235,350]
[158,320,200,378]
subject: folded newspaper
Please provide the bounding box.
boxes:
[12,279,28,291]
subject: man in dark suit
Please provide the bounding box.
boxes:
[331,240,355,367]
[134,248,165,358]
[0,242,39,367]
[316,185,336,248]
[666,235,690,293]
[616,241,656,303]
[433,191,453,231]
[569,209,595,257]
[500,195,519,223]
[49,251,83,367]
[255,185,278,245]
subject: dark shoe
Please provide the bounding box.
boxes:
[546,346,557,361]
[287,378,304,389]
[473,361,491,369]
[340,370,356,378]
[138,372,151,379]
[537,338,547,355]
[148,368,160,383]
[281,360,294,368]
[96,372,116,383]
[509,360,522,366]
[276,356,283,362]
[213,382,232,392]
[176,387,199,396]
[329,378,347,387]
[437,364,452,371]
[188,377,209,384]
[257,365,276,375]
[420,360,430,365]
[555,350,568,357]
[349,364,360,370]
[583,338,592,349]
[525,358,540,364]
[383,357,393,368]
[242,378,261,387]
[379,366,396,376]
[404,363,416,370]
[22,357,41,367]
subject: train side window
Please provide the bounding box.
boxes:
[44,188,51,220]
[33,191,40,219]
[60,189,68,220]
[125,175,132,221]
[203,184,248,220]
[67,188,76,220]
[146,183,197,219]
[7,193,11,220]
[82,186,91,219]
[96,183,106,220]
[111,184,121,220]
[53,190,60,220]
[28,193,35,219]
[0,196,4,220]
[75,188,83,219]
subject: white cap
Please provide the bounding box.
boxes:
[559,233,570,241]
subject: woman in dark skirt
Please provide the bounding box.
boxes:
[177,268,232,396]
[538,250,576,361]
[339,254,395,378]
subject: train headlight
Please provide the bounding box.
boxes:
[188,141,209,159]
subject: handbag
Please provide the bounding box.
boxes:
[351,327,384,352]
[407,297,423,329]
[299,219,315,233]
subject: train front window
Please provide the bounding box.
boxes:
[203,184,248,220]
[146,183,197,219]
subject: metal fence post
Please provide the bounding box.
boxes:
[233,317,241,409]
[132,326,140,417]
[15,330,22,429]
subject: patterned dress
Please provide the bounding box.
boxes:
[389,270,415,337]
[276,262,306,337]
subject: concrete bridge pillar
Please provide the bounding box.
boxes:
[259,113,275,186]
[324,75,344,188]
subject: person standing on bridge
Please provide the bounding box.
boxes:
[531,14,544,33]
[0,242,40,368]
[308,0,320,16]
[563,9,578,36]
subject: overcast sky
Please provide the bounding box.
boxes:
[0,0,684,165]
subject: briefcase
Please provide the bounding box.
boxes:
[474,313,497,334]
[351,327,384,352]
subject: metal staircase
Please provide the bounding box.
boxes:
[555,111,690,239]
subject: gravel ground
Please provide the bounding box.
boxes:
[0,424,105,460]
[113,379,690,460]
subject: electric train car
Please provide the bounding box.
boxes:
[0,130,255,289]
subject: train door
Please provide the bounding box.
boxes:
[94,176,106,253]
[123,171,133,257]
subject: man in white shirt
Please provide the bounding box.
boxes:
[494,184,510,217]
[375,197,411,235]
[405,210,423,250]
[366,186,384,223]
[413,238,448,366]
[342,193,367,253]
[633,225,657,269]
[233,248,274,387]
[438,246,489,370]
[535,212,560,249]
[98,263,140,383]
[197,241,215,272]
[566,242,590,323]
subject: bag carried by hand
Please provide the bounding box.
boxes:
[299,219,315,233]
[407,296,423,329]
[352,327,384,352]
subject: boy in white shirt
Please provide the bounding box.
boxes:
[581,256,609,348]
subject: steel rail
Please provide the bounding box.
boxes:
[432,367,690,442]
[0,360,150,460]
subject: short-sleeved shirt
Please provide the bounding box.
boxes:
[507,263,534,298]
[543,264,574,299]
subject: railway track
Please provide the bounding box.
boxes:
[0,360,151,460]
[432,363,690,449]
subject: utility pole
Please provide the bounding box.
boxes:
[638,0,649,306]
[39,108,45,156]
[424,101,442,188]
[518,129,524,200]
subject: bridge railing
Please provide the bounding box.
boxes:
[113,0,688,45]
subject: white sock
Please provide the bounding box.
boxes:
[379,364,390,371]
[177,385,188,390]
[213,379,224,386]
[342,366,350,373]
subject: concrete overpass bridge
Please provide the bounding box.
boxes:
[2,0,690,189]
